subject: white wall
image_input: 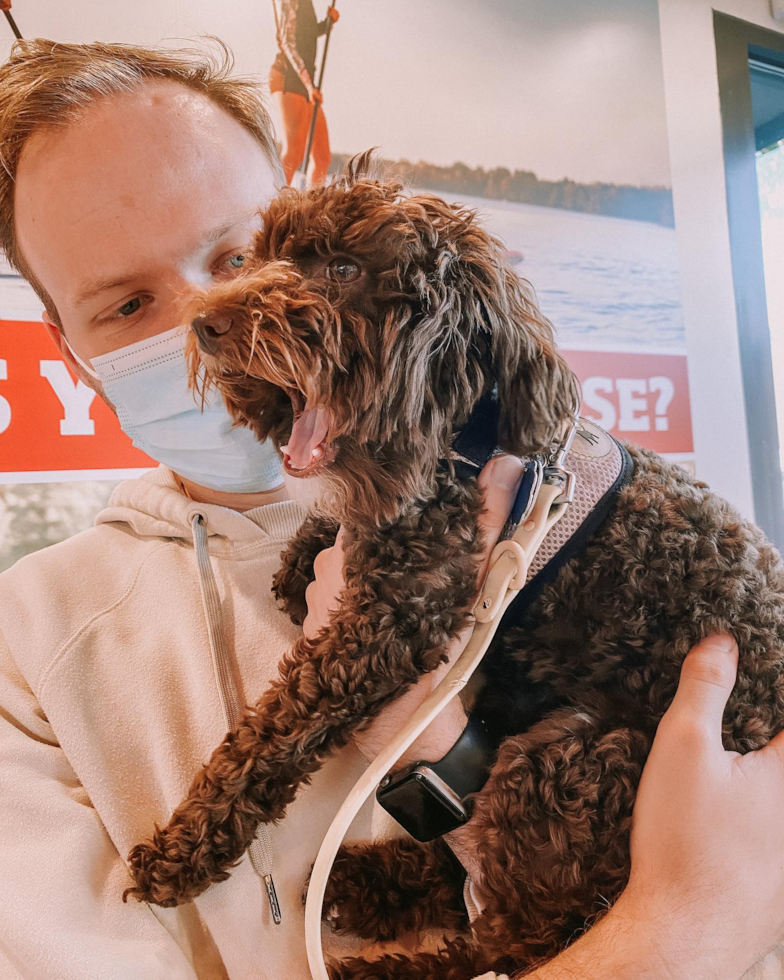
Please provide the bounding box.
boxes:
[658,0,784,519]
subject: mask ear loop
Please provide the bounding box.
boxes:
[62,335,101,381]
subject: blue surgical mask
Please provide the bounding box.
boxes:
[65,326,284,493]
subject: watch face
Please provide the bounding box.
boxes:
[377,771,467,842]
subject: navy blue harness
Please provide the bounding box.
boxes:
[442,391,635,629]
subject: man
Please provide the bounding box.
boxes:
[1,37,784,980]
[0,37,533,979]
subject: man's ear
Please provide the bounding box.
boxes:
[41,310,100,391]
[42,309,75,370]
[41,309,62,347]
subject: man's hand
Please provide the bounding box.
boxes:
[302,454,525,765]
[306,85,323,105]
[618,634,784,977]
[525,635,784,979]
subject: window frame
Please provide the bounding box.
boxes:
[714,10,784,551]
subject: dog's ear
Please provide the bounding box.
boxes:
[409,197,580,456]
[480,262,580,456]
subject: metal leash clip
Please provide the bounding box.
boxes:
[496,455,543,541]
[541,416,579,506]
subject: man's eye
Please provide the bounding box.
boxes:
[118,298,142,317]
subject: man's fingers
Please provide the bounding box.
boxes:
[756,725,784,770]
[475,454,525,581]
[663,634,739,744]
[312,526,346,582]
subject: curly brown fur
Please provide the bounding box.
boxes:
[310,837,468,942]
[327,936,510,980]
[124,156,784,978]
[125,153,576,908]
[323,447,784,975]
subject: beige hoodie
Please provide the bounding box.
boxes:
[2,465,779,980]
[0,465,462,980]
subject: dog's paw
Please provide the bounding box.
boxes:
[301,866,353,935]
[272,566,309,625]
[274,517,340,624]
[301,843,400,941]
[123,834,232,908]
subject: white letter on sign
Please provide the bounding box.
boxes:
[616,379,650,431]
[648,376,674,431]
[0,360,10,435]
[40,360,96,436]
[581,376,616,430]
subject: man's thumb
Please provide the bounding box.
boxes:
[664,634,739,738]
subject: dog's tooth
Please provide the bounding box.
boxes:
[281,445,290,455]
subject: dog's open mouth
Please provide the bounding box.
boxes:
[280,388,333,478]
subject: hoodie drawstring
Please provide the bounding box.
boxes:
[191,513,282,925]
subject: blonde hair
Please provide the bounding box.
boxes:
[0,37,282,319]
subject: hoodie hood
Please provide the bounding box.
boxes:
[95,465,305,557]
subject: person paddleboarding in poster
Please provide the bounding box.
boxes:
[270,0,339,187]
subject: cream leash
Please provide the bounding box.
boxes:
[304,439,577,979]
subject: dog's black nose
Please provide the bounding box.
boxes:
[191,312,233,354]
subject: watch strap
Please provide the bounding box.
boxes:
[419,711,496,801]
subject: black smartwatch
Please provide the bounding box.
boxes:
[375,712,497,842]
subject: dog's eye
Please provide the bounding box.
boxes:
[326,257,361,282]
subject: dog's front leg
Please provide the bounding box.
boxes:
[123,611,468,907]
[124,482,485,907]
[312,837,468,942]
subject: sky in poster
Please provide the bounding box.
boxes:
[324,0,671,187]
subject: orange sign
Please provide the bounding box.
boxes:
[565,349,693,455]
[0,319,154,481]
[0,319,693,482]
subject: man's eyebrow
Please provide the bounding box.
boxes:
[73,274,137,309]
[72,216,256,308]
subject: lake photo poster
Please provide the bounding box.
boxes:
[313,0,693,464]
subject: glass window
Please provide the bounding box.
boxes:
[0,480,118,573]
[751,58,784,483]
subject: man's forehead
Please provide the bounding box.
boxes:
[14,80,277,308]
[20,82,266,200]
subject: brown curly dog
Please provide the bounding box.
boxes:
[124,156,784,979]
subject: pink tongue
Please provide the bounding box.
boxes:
[283,407,330,469]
